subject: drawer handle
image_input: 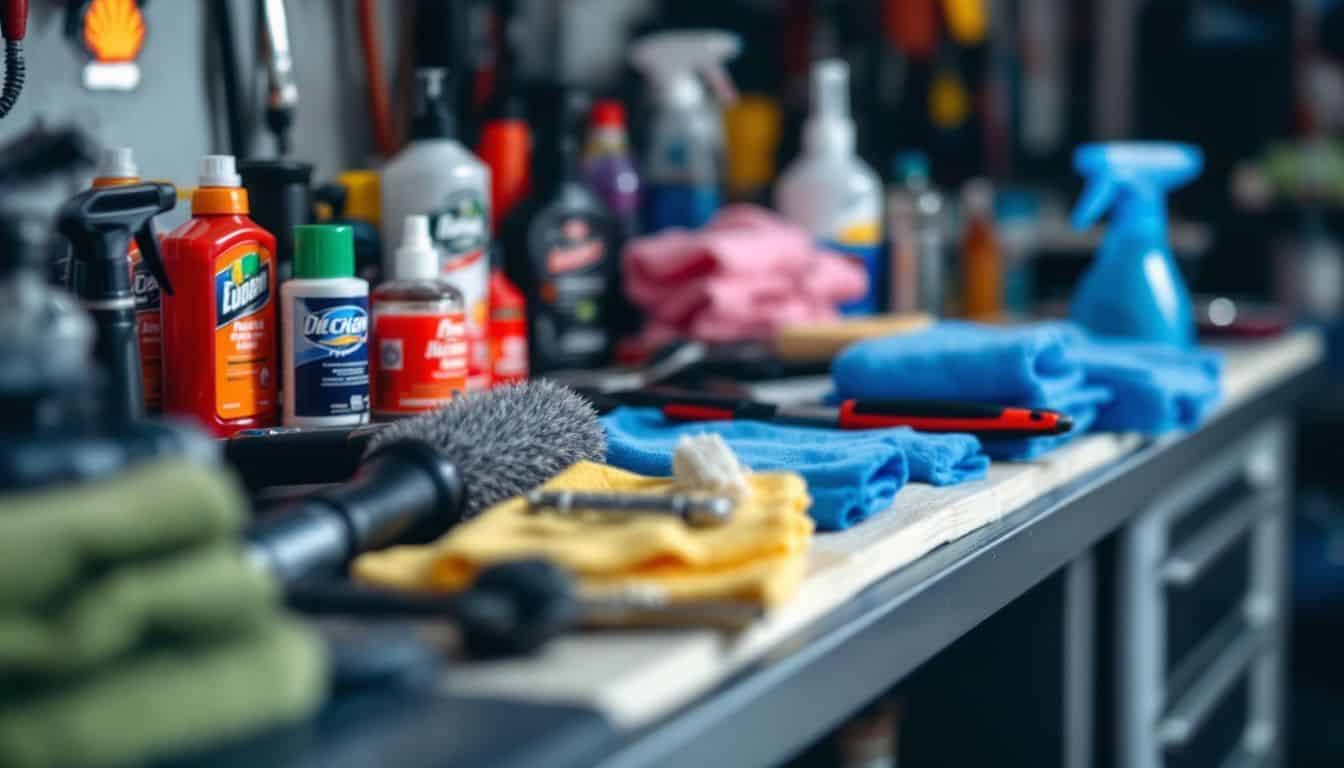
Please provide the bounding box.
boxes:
[1159,621,1267,748]
[1162,492,1277,587]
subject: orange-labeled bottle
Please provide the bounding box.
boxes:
[161,155,279,436]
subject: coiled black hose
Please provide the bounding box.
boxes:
[0,39,23,119]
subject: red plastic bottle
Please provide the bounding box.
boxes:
[161,155,279,436]
[488,268,528,384]
[478,85,533,386]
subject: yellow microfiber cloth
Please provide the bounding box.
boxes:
[353,461,814,607]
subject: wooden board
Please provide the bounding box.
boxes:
[438,332,1324,727]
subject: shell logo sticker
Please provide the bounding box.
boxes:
[72,0,147,91]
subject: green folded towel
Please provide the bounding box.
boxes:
[0,621,327,768]
[0,460,246,610]
[0,546,279,679]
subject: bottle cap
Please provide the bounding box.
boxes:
[394,215,438,281]
[199,155,241,188]
[590,100,627,129]
[294,224,355,278]
[630,30,741,107]
[96,147,138,180]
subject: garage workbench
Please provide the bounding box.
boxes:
[200,331,1324,768]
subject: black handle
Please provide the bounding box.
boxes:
[848,399,1010,418]
[608,389,780,420]
[245,440,464,584]
[285,560,578,657]
[87,304,143,422]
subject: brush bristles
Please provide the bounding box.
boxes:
[366,381,606,518]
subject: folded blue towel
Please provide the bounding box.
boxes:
[1070,335,1223,433]
[832,322,1087,405]
[602,408,989,531]
[832,321,1222,459]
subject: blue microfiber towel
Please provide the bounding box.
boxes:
[831,321,1087,405]
[602,408,989,531]
[832,321,1222,459]
[1070,335,1223,433]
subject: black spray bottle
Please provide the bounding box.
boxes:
[57,182,176,423]
[502,90,616,373]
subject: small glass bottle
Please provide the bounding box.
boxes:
[959,178,1002,320]
[369,215,468,420]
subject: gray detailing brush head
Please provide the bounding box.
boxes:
[365,380,606,518]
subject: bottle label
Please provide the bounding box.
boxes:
[826,209,882,315]
[643,183,719,232]
[429,188,491,390]
[535,214,609,363]
[489,309,529,385]
[213,243,276,420]
[291,295,370,418]
[372,311,468,414]
[129,242,162,414]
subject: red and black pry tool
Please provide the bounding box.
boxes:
[657,393,1074,439]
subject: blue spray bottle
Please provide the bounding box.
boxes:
[1069,143,1203,346]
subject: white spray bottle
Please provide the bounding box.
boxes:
[629,30,740,232]
[776,59,883,315]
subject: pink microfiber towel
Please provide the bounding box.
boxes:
[623,205,868,344]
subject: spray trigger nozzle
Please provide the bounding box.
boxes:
[1071,175,1116,231]
[629,30,741,105]
[58,181,177,301]
[1069,143,1202,231]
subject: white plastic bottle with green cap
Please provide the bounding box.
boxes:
[776,59,882,314]
[281,224,370,427]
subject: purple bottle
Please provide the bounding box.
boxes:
[582,100,642,241]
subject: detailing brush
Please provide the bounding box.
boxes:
[246,381,606,583]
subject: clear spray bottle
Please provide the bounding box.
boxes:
[629,30,740,232]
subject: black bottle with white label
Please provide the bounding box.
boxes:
[502,91,616,373]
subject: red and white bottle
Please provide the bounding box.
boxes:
[369,215,468,420]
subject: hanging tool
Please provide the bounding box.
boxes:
[0,0,26,117]
[208,0,248,157]
[357,0,396,157]
[258,0,297,156]
[57,182,176,423]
